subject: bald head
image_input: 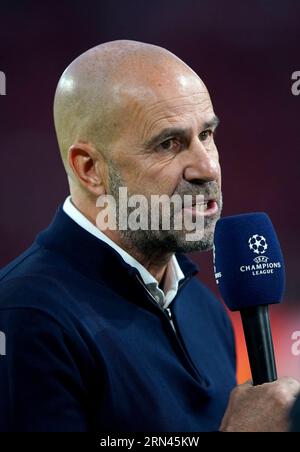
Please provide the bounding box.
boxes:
[53,40,208,177]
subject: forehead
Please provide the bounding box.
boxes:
[118,84,214,145]
[141,92,213,138]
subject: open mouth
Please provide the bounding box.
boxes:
[184,199,219,217]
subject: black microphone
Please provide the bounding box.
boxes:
[213,213,285,385]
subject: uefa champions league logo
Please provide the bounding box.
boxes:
[248,234,268,255]
[213,245,222,284]
[240,234,281,275]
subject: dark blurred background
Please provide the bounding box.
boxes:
[1,0,300,380]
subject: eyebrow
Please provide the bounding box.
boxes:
[203,115,220,131]
[144,115,220,149]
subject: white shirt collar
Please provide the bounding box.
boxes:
[63,196,185,309]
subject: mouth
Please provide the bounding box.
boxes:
[183,199,219,218]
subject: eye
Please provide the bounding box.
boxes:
[156,138,181,152]
[199,129,213,142]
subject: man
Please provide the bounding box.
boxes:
[0,40,299,432]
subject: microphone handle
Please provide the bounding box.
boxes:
[240,305,277,386]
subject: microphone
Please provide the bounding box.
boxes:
[213,213,285,386]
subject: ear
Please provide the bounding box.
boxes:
[68,142,108,196]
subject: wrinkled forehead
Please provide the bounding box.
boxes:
[112,72,214,144]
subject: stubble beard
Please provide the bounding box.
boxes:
[107,163,222,256]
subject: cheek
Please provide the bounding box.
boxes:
[147,159,185,195]
[131,160,182,196]
[139,170,180,196]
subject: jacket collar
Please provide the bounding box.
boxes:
[36,205,199,299]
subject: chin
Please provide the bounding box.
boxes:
[173,230,215,253]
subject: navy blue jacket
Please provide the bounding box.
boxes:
[0,206,236,432]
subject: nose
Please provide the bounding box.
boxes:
[183,138,220,183]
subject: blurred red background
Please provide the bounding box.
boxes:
[1,0,299,383]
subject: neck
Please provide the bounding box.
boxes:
[104,229,172,283]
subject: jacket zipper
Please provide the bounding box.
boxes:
[165,307,176,333]
[135,274,184,334]
[135,274,203,382]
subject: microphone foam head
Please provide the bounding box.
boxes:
[213,213,285,311]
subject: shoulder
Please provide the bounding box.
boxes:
[0,243,83,328]
[0,241,121,342]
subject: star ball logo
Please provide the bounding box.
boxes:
[0,71,6,96]
[240,233,282,276]
[248,234,268,255]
